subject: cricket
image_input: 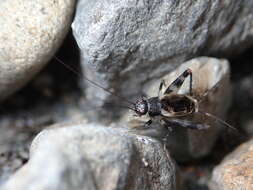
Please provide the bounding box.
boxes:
[55,56,237,132]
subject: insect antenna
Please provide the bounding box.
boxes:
[197,111,238,132]
[102,103,136,112]
[82,102,136,115]
[54,56,135,107]
[198,74,230,103]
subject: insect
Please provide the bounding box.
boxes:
[132,68,237,131]
[54,56,236,132]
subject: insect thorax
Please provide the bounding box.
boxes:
[147,97,162,117]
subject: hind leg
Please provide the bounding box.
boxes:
[164,69,193,95]
[162,118,209,130]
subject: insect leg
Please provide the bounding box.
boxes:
[164,69,193,95]
[158,80,166,97]
[144,120,152,128]
[162,118,209,130]
[197,111,238,132]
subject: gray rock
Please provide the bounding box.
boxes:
[232,73,253,136]
[0,0,76,101]
[2,122,177,190]
[0,124,32,185]
[72,0,253,119]
[123,57,232,161]
[209,138,253,190]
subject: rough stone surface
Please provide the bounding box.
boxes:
[72,0,253,118]
[0,124,33,185]
[2,122,177,190]
[0,0,76,101]
[232,73,253,136]
[123,57,232,161]
[209,138,253,190]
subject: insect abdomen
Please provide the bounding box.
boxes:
[161,94,195,114]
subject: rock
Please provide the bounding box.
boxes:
[0,0,76,101]
[0,124,33,185]
[232,73,253,136]
[72,0,253,119]
[209,138,253,190]
[2,122,177,190]
[123,57,232,161]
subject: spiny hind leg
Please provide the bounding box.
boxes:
[162,118,209,130]
[164,69,193,95]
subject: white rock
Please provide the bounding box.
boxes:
[0,0,76,100]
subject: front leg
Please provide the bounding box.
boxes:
[144,119,152,128]
[128,114,151,129]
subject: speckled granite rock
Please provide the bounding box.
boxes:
[209,138,253,190]
[2,122,177,190]
[0,0,76,100]
[72,0,253,119]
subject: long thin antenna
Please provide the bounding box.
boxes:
[102,102,136,112]
[54,56,135,106]
[198,75,229,103]
[84,102,136,113]
[198,111,238,132]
